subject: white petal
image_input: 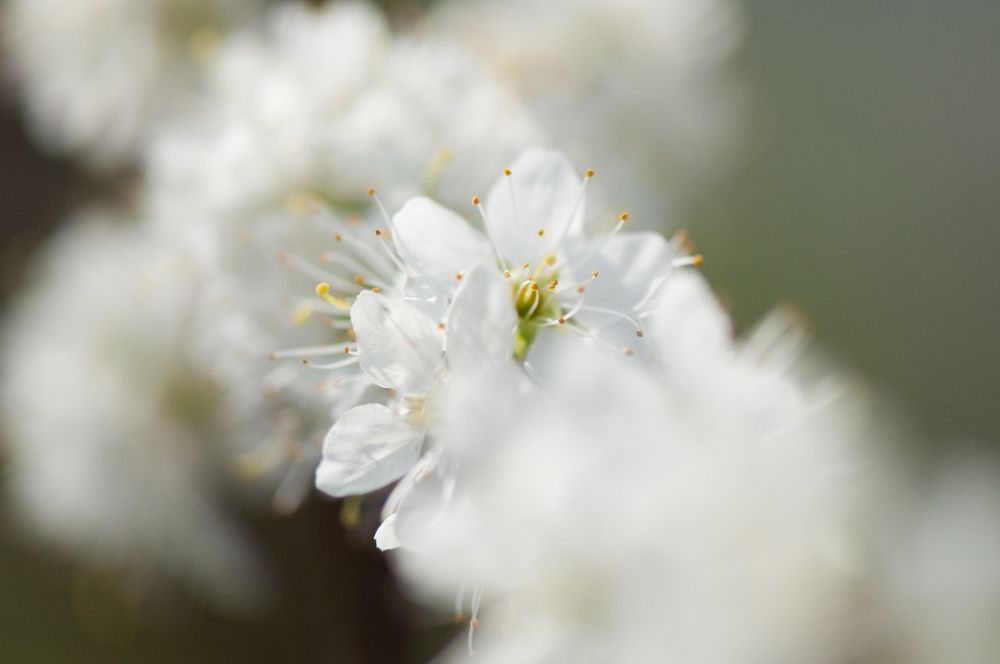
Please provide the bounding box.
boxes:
[446,263,516,375]
[572,232,675,313]
[374,513,400,551]
[392,196,492,283]
[373,449,449,551]
[351,291,443,394]
[391,452,454,552]
[651,270,732,376]
[485,148,584,265]
[315,404,424,498]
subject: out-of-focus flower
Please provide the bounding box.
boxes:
[147,1,542,222]
[0,213,264,609]
[143,3,542,509]
[2,0,266,168]
[860,446,1000,664]
[392,271,870,663]
[427,0,744,224]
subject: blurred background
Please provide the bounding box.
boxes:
[1,0,997,661]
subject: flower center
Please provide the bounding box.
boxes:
[509,255,564,359]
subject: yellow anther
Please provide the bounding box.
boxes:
[591,270,599,278]
[521,262,530,270]
[471,195,481,205]
[585,168,595,178]
[367,187,376,197]
[537,228,545,237]
[455,272,464,281]
[353,275,365,286]
[292,305,312,325]
[334,233,343,242]
[343,345,351,354]
[314,282,351,311]
[371,287,381,293]
[620,212,629,222]
[547,280,558,291]
[635,330,644,338]
[692,254,705,266]
[543,254,557,266]
[503,270,511,279]
[436,321,446,330]
[503,168,512,176]
[530,282,539,291]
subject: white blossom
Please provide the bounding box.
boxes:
[315,148,701,545]
[2,0,265,168]
[860,447,1000,664]
[390,271,869,663]
[0,213,264,608]
[427,0,745,224]
[388,148,699,368]
[141,3,542,508]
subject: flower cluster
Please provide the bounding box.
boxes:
[1,0,997,661]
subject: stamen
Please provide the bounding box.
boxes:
[530,255,558,282]
[320,251,392,290]
[562,321,634,356]
[552,167,594,252]
[325,225,396,283]
[572,212,629,267]
[579,305,644,337]
[468,586,486,656]
[504,167,522,235]
[301,355,360,371]
[269,344,353,361]
[673,254,705,268]
[374,228,408,273]
[525,287,542,318]
[315,282,351,311]
[473,196,509,271]
[554,269,599,297]
[515,279,533,302]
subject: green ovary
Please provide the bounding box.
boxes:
[511,276,561,361]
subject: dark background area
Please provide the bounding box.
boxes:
[1,0,998,662]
